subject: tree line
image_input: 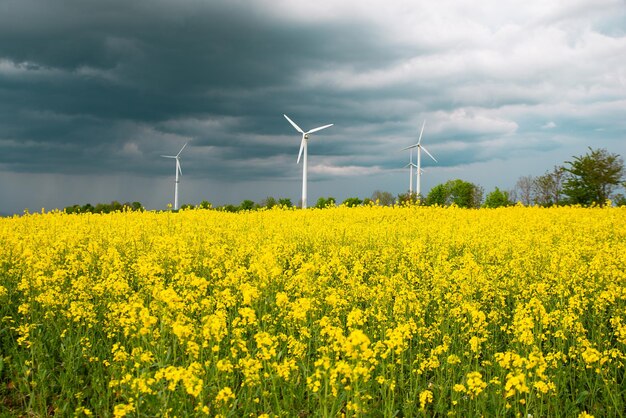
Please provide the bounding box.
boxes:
[64,201,144,214]
[61,147,625,214]
[314,147,625,209]
[510,148,625,207]
[425,147,626,208]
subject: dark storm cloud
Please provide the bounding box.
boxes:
[0,0,408,182]
[1,0,625,213]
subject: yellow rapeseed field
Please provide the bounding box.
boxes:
[0,205,625,417]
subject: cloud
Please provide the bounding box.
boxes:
[0,0,625,213]
[310,163,384,178]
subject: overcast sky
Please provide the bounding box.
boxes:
[1,0,625,213]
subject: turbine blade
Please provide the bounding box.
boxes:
[297,136,305,164]
[306,123,333,134]
[421,146,438,162]
[161,155,176,158]
[417,120,426,145]
[177,142,188,157]
[177,160,182,175]
[402,144,419,151]
[284,114,304,133]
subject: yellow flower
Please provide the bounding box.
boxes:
[419,390,433,410]
[113,403,135,417]
[581,347,601,365]
[3,204,626,416]
[74,406,93,416]
[466,371,487,399]
[215,387,235,405]
[447,354,461,365]
[504,372,529,398]
[347,308,365,328]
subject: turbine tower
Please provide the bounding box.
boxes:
[402,120,437,197]
[284,114,333,209]
[403,147,418,194]
[161,142,187,210]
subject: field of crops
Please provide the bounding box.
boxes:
[1,205,625,417]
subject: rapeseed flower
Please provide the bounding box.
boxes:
[1,205,624,417]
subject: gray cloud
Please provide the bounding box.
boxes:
[1,0,625,213]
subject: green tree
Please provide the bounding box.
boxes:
[110,201,123,212]
[239,200,256,211]
[342,197,363,207]
[278,198,293,208]
[563,147,625,206]
[370,190,395,206]
[448,179,483,208]
[425,184,448,206]
[483,187,513,208]
[64,204,81,214]
[81,203,94,213]
[94,203,109,214]
[198,200,212,209]
[315,197,336,209]
[260,196,277,209]
[396,192,419,205]
[425,179,483,208]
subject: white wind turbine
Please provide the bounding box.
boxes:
[402,120,437,197]
[284,114,333,209]
[403,147,418,194]
[161,142,187,210]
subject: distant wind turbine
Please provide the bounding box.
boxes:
[284,114,333,209]
[402,120,437,197]
[161,142,187,210]
[403,147,418,194]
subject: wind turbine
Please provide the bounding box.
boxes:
[284,114,333,209]
[402,120,437,197]
[161,142,187,210]
[403,147,418,194]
